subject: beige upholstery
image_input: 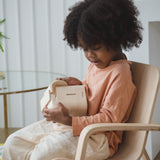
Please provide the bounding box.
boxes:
[75,61,160,160]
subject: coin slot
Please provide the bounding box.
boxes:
[66,93,76,96]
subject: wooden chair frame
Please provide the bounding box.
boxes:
[75,61,160,160]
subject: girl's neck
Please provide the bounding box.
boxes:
[112,48,125,61]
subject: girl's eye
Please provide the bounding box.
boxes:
[82,46,101,52]
[83,48,88,52]
[92,46,101,51]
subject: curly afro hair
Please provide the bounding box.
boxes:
[63,0,143,51]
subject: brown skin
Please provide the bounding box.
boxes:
[78,38,124,69]
[56,77,82,85]
[43,77,82,126]
[43,103,72,126]
[43,44,124,126]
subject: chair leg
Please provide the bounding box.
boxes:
[142,149,150,160]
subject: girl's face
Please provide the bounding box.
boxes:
[80,42,117,69]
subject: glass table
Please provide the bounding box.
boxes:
[0,71,65,128]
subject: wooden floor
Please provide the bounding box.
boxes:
[0,128,160,159]
[0,128,20,143]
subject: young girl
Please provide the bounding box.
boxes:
[2,0,143,159]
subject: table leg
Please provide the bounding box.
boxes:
[3,94,8,128]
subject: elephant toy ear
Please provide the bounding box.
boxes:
[40,80,68,113]
[41,80,87,117]
[50,80,68,96]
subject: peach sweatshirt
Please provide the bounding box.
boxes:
[72,60,137,157]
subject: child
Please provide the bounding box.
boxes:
[2,0,142,159]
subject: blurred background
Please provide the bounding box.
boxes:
[0,0,160,159]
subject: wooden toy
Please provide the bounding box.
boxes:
[41,80,87,116]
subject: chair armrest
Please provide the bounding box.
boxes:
[75,122,160,160]
[80,122,160,134]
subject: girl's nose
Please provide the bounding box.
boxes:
[86,50,95,58]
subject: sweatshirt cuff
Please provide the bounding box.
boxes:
[72,116,83,136]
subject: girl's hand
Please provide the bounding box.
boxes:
[56,77,82,85]
[43,103,72,126]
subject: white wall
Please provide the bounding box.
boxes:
[0,0,160,159]
[148,22,160,160]
[0,0,89,128]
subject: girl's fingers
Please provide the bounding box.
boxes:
[44,109,48,114]
[43,113,52,122]
[56,77,68,83]
[56,77,65,80]
[57,103,69,116]
[43,113,49,118]
[57,102,63,107]
[56,77,62,80]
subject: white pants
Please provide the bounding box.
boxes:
[2,119,110,160]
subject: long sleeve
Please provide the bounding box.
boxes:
[72,60,136,136]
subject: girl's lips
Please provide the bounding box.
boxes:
[91,61,100,65]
